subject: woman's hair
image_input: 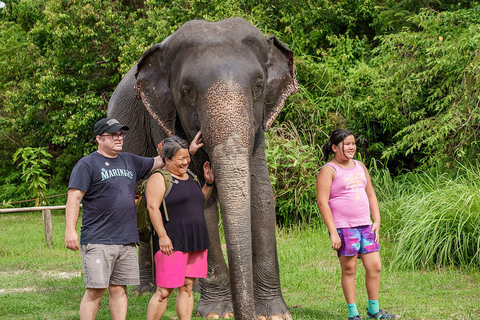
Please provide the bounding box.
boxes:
[158,136,189,161]
[322,129,355,160]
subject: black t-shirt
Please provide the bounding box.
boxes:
[153,174,209,253]
[68,151,154,245]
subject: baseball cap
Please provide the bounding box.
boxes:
[93,118,129,137]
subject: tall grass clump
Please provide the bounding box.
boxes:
[385,163,480,270]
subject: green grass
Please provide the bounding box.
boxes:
[1,212,480,319]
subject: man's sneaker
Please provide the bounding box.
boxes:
[367,309,401,319]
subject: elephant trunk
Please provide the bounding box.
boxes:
[211,141,255,320]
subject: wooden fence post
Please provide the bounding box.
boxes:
[43,209,53,247]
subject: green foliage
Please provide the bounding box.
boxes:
[266,121,324,226]
[376,7,480,164]
[277,4,480,173]
[12,147,52,205]
[372,0,478,35]
[1,1,478,173]
[0,0,137,183]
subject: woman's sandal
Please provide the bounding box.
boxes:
[367,309,401,319]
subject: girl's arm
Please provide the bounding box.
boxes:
[316,166,341,250]
[360,162,380,243]
[145,172,173,255]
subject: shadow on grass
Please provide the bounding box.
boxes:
[290,306,339,319]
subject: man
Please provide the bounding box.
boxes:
[65,118,202,319]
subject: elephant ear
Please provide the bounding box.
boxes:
[263,35,299,131]
[135,42,176,137]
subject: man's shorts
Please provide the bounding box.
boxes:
[336,225,380,258]
[154,249,208,288]
[80,243,139,288]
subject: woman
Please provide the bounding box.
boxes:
[145,136,214,320]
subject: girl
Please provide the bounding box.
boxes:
[316,129,400,320]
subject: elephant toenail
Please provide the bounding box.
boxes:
[206,312,220,319]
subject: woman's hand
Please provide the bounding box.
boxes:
[330,232,342,251]
[203,161,214,184]
[159,234,173,256]
[189,131,204,155]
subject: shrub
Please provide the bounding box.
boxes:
[266,121,323,226]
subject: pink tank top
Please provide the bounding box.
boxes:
[325,160,372,228]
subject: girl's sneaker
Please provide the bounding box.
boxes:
[349,315,363,320]
[366,309,401,319]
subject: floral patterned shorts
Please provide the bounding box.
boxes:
[336,225,380,258]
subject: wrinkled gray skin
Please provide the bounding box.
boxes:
[108,18,298,320]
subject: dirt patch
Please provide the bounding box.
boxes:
[0,287,36,294]
[41,271,81,279]
[0,270,81,294]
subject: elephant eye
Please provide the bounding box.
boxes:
[253,78,264,100]
[182,84,196,105]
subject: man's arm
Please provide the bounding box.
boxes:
[150,155,165,172]
[151,131,203,172]
[65,188,85,251]
[189,131,204,155]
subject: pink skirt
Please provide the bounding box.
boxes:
[154,249,208,288]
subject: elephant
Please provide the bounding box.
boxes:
[107,17,299,320]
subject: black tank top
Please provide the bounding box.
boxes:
[153,175,209,253]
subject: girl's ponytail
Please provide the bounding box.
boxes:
[322,141,333,161]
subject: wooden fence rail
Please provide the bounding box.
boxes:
[0,205,80,247]
[0,205,67,213]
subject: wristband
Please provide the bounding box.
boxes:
[205,181,214,187]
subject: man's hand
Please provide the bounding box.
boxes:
[65,188,84,251]
[189,131,204,155]
[65,229,79,251]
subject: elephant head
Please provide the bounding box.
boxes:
[108,17,298,320]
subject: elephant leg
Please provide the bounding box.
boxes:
[134,240,156,295]
[195,197,234,319]
[251,135,291,320]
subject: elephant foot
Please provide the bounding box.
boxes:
[255,297,291,320]
[195,299,234,319]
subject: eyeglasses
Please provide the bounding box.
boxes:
[100,132,126,141]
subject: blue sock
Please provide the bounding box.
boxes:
[368,300,379,315]
[348,303,359,318]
